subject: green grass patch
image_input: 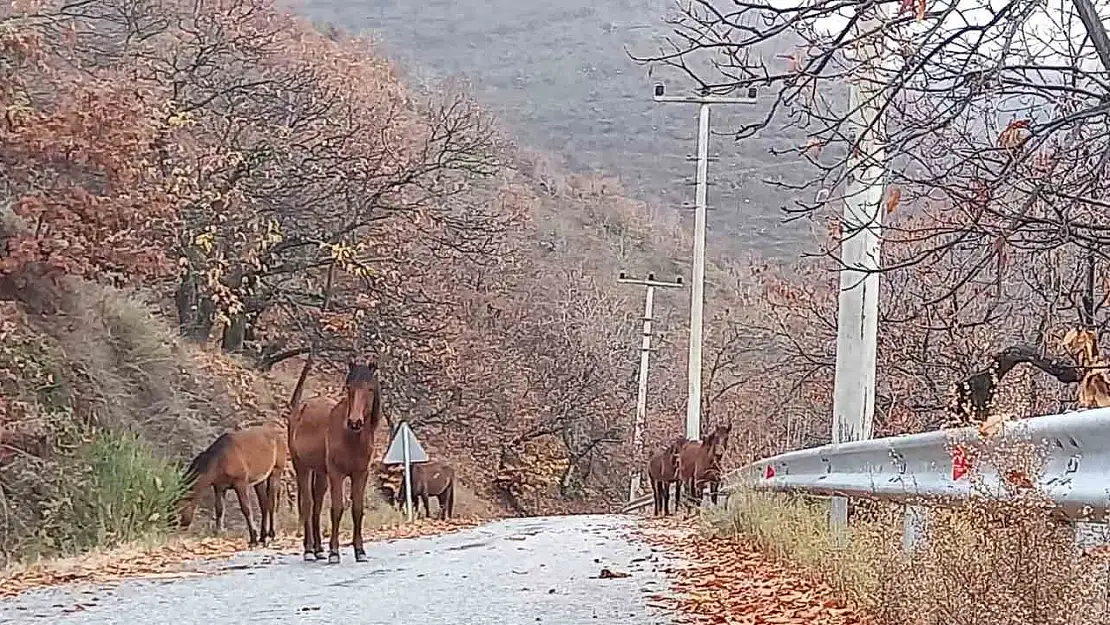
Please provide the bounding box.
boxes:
[40,432,186,554]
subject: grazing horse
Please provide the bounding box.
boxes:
[289,361,383,564]
[178,424,287,547]
[647,436,686,516]
[676,422,732,509]
[393,460,456,520]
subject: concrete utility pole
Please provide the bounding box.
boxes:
[829,4,891,531]
[618,271,684,503]
[652,83,758,441]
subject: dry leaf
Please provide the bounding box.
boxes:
[998,119,1031,150]
[885,187,902,214]
[915,0,926,20]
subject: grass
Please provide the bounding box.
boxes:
[707,486,1110,624]
[41,432,185,553]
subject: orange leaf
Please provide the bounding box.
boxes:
[885,187,902,214]
[915,0,926,20]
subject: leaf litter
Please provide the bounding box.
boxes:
[633,517,871,625]
[1,517,481,598]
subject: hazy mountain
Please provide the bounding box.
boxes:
[295,0,817,261]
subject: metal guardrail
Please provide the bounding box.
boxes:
[624,407,1110,521]
[734,407,1110,521]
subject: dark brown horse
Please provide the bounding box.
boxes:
[394,460,456,520]
[179,424,287,547]
[647,436,686,516]
[676,422,732,509]
[289,361,384,564]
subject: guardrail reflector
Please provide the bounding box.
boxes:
[951,445,972,481]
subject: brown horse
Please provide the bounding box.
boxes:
[647,436,686,516]
[676,422,732,509]
[178,424,287,547]
[289,361,383,564]
[393,460,456,520]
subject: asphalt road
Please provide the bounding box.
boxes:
[0,515,676,625]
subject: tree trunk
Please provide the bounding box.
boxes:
[175,272,214,341]
[221,313,248,353]
[949,344,1080,427]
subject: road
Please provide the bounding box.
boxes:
[0,515,676,625]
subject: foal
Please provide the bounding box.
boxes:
[179,424,287,547]
[289,361,383,564]
[646,436,686,516]
[394,460,456,520]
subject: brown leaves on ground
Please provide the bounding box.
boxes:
[634,518,870,625]
[1,518,480,598]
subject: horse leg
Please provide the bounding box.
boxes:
[673,479,682,514]
[445,482,455,519]
[326,472,346,564]
[350,470,369,563]
[213,485,227,532]
[310,471,327,560]
[231,480,258,547]
[421,493,431,518]
[661,481,670,516]
[266,472,280,540]
[710,479,720,506]
[296,470,314,561]
[650,479,660,516]
[253,481,270,547]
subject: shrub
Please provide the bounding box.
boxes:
[41,432,185,553]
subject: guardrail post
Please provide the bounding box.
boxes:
[902,504,927,553]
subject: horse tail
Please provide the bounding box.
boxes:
[183,432,233,493]
[288,352,315,411]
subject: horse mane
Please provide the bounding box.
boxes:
[369,381,383,432]
[183,432,233,488]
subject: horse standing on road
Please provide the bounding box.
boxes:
[646,436,686,516]
[676,422,732,509]
[178,424,287,547]
[289,361,383,564]
[393,460,456,520]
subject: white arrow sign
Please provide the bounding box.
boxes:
[383,421,428,465]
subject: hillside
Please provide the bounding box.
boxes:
[0,0,724,564]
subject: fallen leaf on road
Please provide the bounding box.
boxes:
[597,568,631,579]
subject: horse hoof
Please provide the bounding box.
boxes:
[303,552,316,562]
[314,551,326,561]
[354,550,368,563]
[327,553,340,564]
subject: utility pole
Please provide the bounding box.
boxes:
[829,4,891,532]
[652,83,758,441]
[618,271,684,503]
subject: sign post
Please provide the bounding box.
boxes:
[382,421,429,523]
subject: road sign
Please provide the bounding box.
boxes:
[381,421,428,522]
[383,421,428,465]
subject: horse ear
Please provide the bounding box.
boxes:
[347,361,357,371]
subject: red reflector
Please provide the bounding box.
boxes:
[951,445,972,481]
[764,465,776,479]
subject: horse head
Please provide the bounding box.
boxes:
[705,422,732,458]
[344,359,379,431]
